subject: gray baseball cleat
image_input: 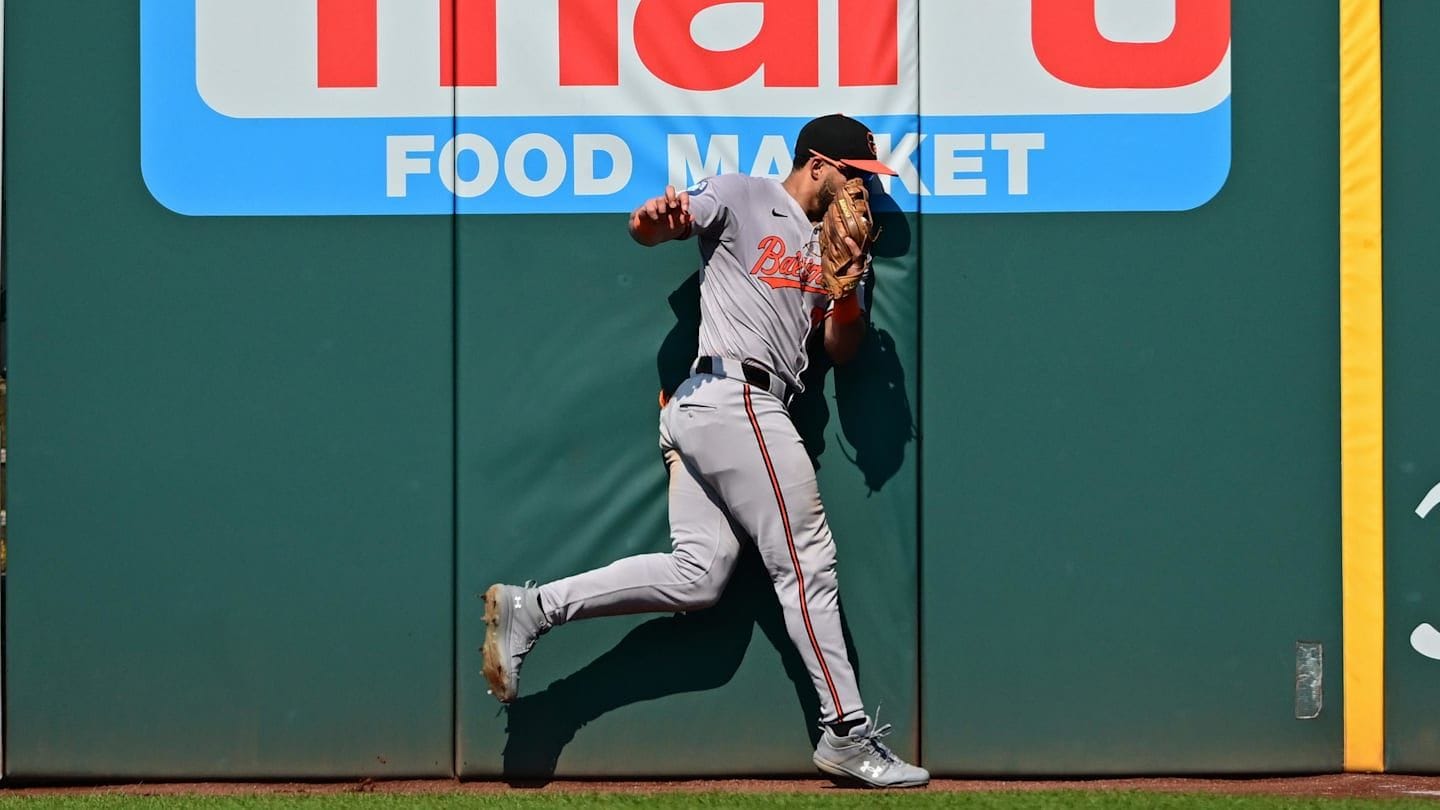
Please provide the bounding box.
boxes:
[812,716,930,788]
[481,582,550,703]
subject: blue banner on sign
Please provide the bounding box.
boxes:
[141,0,1229,217]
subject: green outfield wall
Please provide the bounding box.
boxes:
[1382,0,1440,773]
[3,2,455,778]
[0,0,1421,780]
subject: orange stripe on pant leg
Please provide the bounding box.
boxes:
[744,385,847,719]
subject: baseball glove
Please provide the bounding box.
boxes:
[819,177,879,300]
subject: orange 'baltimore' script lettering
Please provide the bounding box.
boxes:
[750,235,827,294]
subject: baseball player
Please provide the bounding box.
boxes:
[483,114,927,789]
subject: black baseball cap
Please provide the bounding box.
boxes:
[794,114,897,176]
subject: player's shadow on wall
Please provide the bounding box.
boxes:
[500,547,861,782]
[791,322,914,491]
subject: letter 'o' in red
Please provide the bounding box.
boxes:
[1031,0,1229,89]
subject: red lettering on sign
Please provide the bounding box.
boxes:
[317,0,377,88]
[839,0,897,86]
[560,0,619,86]
[316,0,899,91]
[441,0,497,87]
[1031,0,1229,89]
[633,0,818,91]
[562,0,897,88]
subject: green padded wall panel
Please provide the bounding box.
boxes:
[919,0,1343,774]
[3,1,455,777]
[1383,0,1440,773]
[455,214,920,777]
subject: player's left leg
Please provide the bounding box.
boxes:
[482,445,742,703]
[535,448,743,623]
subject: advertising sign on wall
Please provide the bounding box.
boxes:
[140,0,1230,216]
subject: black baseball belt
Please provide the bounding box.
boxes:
[693,356,792,403]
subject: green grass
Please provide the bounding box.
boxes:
[0,793,1435,810]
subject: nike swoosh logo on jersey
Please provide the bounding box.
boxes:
[771,208,788,217]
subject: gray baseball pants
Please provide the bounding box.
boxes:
[536,371,864,724]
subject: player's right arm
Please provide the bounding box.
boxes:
[628,179,728,246]
[629,185,692,246]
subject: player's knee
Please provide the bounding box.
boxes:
[811,558,840,592]
[685,579,725,610]
[671,545,737,610]
[766,542,837,590]
[668,567,726,610]
[804,561,839,594]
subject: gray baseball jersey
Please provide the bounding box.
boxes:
[685,172,834,395]
[535,173,870,725]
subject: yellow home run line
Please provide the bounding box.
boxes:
[1340,0,1384,773]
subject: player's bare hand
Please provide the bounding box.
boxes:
[836,235,867,273]
[630,185,692,245]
